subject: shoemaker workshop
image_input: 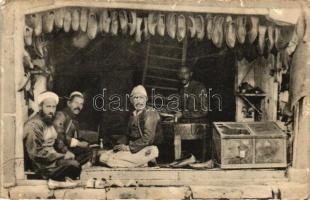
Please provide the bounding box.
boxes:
[0,0,310,199]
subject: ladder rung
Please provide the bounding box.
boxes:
[149,54,183,61]
[148,66,179,72]
[145,75,179,82]
[150,43,183,49]
[145,85,179,91]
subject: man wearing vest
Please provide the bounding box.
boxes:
[53,91,92,168]
[99,85,163,167]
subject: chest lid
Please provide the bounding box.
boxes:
[213,121,286,139]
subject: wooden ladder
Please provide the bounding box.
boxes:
[142,35,187,108]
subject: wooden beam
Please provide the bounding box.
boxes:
[20,0,302,15]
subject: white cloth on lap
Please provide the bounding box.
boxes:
[99,146,158,168]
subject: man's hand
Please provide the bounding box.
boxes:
[113,144,130,152]
[64,151,75,160]
[78,141,89,148]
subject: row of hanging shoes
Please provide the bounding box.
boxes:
[24,8,307,47]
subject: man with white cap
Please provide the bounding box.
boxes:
[99,85,162,167]
[53,91,92,167]
[23,91,81,189]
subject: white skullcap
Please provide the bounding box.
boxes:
[37,91,59,105]
[131,85,147,97]
[69,91,84,99]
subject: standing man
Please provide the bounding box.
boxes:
[24,91,81,188]
[176,66,208,123]
[99,85,162,167]
[53,91,92,167]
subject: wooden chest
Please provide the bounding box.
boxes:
[212,121,287,169]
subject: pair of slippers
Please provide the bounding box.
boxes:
[187,15,205,41]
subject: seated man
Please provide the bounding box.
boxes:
[53,91,92,167]
[99,85,162,167]
[23,91,80,188]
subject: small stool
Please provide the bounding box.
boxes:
[173,123,209,162]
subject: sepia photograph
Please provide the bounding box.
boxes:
[0,0,309,199]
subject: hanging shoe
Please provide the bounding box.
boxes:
[303,7,310,42]
[274,26,280,50]
[119,10,128,35]
[267,25,275,52]
[143,17,150,40]
[236,16,246,44]
[224,16,236,48]
[24,25,33,46]
[157,13,165,37]
[63,8,72,33]
[30,13,42,36]
[128,11,137,36]
[87,9,98,39]
[23,50,34,69]
[275,26,294,50]
[18,72,31,92]
[100,9,111,33]
[187,15,196,38]
[257,25,267,55]
[212,16,224,48]
[32,58,46,69]
[195,15,205,41]
[177,14,186,42]
[111,11,119,36]
[42,10,55,33]
[80,8,88,32]
[166,13,177,39]
[148,12,157,36]
[71,8,80,31]
[135,17,143,43]
[34,36,47,58]
[295,13,305,41]
[206,14,214,40]
[247,16,259,44]
[167,13,177,39]
[54,8,65,28]
[72,32,90,49]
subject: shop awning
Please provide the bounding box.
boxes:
[24,0,304,25]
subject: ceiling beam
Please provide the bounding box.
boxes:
[19,0,303,15]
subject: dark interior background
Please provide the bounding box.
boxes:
[50,30,236,140]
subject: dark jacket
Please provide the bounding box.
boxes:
[126,107,163,153]
[179,80,208,122]
[53,107,80,153]
[23,113,64,175]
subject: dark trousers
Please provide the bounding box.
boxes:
[70,147,93,165]
[49,159,81,181]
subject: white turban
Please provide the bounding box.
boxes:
[37,91,59,105]
[69,91,84,99]
[131,85,147,97]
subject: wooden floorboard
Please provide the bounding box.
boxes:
[80,166,288,186]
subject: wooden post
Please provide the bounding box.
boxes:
[288,4,310,181]
[0,1,17,189]
[15,2,27,181]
